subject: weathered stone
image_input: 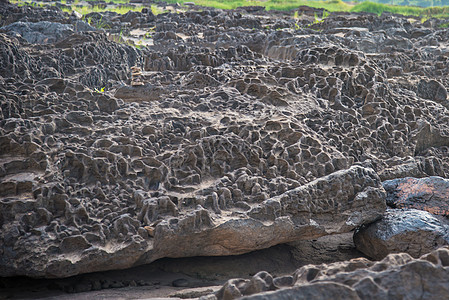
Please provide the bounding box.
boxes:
[412,122,449,155]
[383,176,449,216]
[152,166,385,261]
[0,21,74,44]
[114,84,164,102]
[354,209,449,259]
[211,247,449,300]
[417,79,447,103]
[289,233,365,265]
[2,0,449,284]
[73,20,97,32]
[248,166,386,235]
[272,275,294,288]
[241,283,360,300]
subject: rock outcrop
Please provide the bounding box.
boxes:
[0,21,74,44]
[1,0,449,279]
[209,247,449,300]
[353,177,449,260]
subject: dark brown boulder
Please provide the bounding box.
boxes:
[353,209,449,260]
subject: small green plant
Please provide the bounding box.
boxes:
[294,20,300,30]
[292,9,301,30]
[83,15,111,29]
[96,16,110,29]
[61,6,73,13]
[134,40,144,49]
[304,10,329,29]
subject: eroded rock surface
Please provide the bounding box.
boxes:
[0,21,74,44]
[1,0,449,278]
[209,247,449,300]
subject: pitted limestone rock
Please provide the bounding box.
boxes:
[1,1,449,280]
[211,247,449,300]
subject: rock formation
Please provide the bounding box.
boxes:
[354,176,449,260]
[354,208,449,259]
[1,0,449,281]
[209,246,449,300]
[383,176,449,216]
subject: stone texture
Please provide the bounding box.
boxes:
[383,176,449,216]
[2,0,449,280]
[353,208,449,260]
[208,247,449,300]
[247,166,386,234]
[149,166,385,261]
[114,84,165,102]
[417,79,447,103]
[0,21,74,44]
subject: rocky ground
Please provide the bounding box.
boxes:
[1,0,449,298]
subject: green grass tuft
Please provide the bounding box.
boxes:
[165,0,449,18]
[350,1,449,17]
[10,0,449,19]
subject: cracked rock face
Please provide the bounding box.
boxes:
[1,0,449,278]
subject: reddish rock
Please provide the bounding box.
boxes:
[383,176,449,216]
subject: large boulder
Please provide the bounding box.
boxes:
[353,208,449,260]
[383,176,449,216]
[246,165,386,236]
